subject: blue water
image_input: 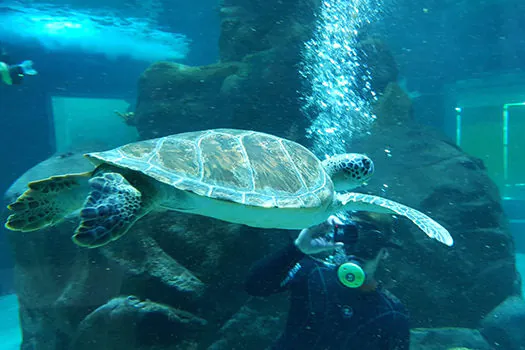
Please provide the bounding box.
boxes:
[0,294,21,350]
[0,0,220,201]
[1,0,525,348]
[520,254,525,293]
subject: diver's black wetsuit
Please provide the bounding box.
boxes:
[245,243,410,350]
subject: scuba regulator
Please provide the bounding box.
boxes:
[333,221,367,288]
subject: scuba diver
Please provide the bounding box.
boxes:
[245,212,410,350]
[0,48,38,86]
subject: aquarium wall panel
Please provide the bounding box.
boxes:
[446,73,525,254]
[454,100,525,199]
[456,105,504,190]
[50,96,139,154]
[507,105,525,191]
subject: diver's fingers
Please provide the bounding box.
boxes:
[303,221,330,238]
[327,215,344,226]
[324,242,344,250]
[315,239,343,251]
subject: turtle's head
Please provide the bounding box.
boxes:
[322,153,374,191]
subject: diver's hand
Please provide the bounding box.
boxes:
[294,215,344,255]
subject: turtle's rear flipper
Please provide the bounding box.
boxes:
[339,192,454,247]
[72,172,143,248]
[5,172,92,232]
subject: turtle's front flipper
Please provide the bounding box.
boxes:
[72,172,147,248]
[5,172,92,232]
[338,192,454,247]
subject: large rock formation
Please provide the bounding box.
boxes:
[4,186,285,349]
[480,296,525,350]
[71,296,207,350]
[356,122,518,327]
[356,85,519,327]
[132,0,317,142]
[131,0,398,144]
[2,151,289,349]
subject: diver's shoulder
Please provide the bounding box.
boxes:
[379,288,408,313]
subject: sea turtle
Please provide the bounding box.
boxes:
[4,129,453,248]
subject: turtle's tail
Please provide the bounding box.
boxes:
[5,172,93,232]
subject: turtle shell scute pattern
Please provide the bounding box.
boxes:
[86,129,334,209]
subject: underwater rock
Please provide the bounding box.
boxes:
[218,0,315,62]
[3,151,94,204]
[71,295,207,350]
[372,82,414,126]
[2,152,112,348]
[221,45,311,142]
[100,229,205,300]
[353,120,517,328]
[139,0,406,145]
[480,296,525,350]
[126,212,291,324]
[134,49,310,144]
[3,150,286,348]
[2,155,224,349]
[356,36,400,96]
[6,223,207,349]
[410,327,491,350]
[207,298,287,350]
[6,219,121,349]
[134,0,399,146]
[218,5,270,62]
[134,62,241,139]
